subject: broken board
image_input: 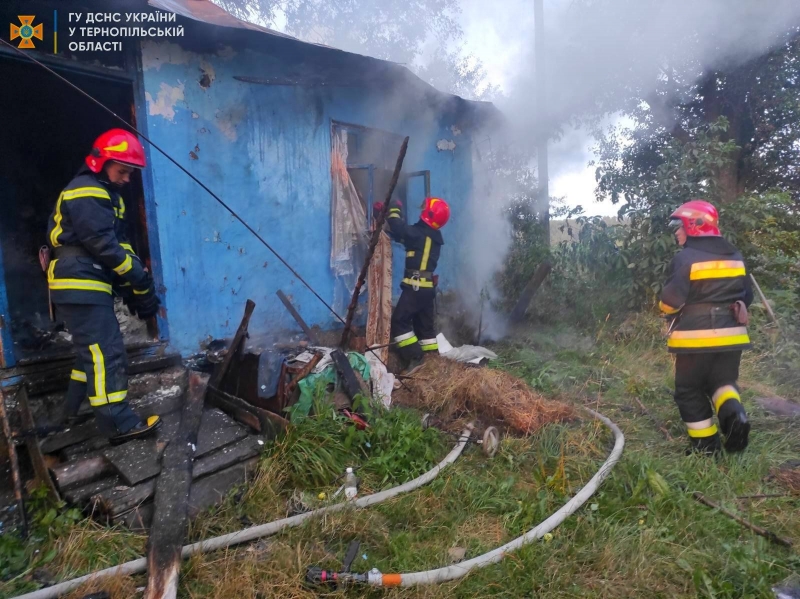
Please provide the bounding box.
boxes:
[101,409,248,486]
[101,412,181,485]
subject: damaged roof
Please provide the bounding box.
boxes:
[146,0,502,127]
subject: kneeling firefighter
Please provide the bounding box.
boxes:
[385,196,450,375]
[659,200,752,455]
[46,129,162,444]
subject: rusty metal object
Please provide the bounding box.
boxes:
[211,300,255,389]
[284,353,322,399]
[16,386,61,500]
[0,386,27,536]
[276,290,319,345]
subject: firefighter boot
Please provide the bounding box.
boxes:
[686,432,722,456]
[109,415,162,445]
[713,387,750,453]
[402,357,425,377]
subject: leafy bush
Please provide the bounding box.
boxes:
[273,396,444,490]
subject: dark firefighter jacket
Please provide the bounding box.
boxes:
[659,236,754,354]
[46,167,149,306]
[387,206,443,290]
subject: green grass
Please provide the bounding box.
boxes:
[2,314,799,599]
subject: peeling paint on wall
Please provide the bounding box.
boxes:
[437,139,457,152]
[141,40,193,71]
[198,60,216,89]
[215,106,246,141]
[451,125,462,136]
[145,81,186,121]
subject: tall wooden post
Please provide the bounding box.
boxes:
[534,0,550,246]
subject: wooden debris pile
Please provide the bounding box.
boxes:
[40,370,266,531]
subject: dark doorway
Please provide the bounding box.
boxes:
[0,57,151,363]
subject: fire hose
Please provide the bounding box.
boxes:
[306,408,625,588]
[12,409,623,598]
[10,425,474,599]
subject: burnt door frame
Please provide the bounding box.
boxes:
[0,42,168,368]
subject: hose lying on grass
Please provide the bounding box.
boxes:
[311,408,625,588]
[10,425,475,599]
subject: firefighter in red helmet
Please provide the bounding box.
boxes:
[382,196,450,375]
[46,129,161,444]
[659,200,753,455]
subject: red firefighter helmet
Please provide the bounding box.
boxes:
[85,129,146,173]
[420,197,450,229]
[669,200,720,237]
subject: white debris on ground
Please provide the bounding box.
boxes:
[436,333,498,364]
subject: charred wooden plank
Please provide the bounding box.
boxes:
[16,386,60,501]
[41,419,99,454]
[60,436,109,462]
[211,300,256,389]
[192,436,263,479]
[331,350,369,400]
[276,290,319,344]
[144,372,209,599]
[207,386,287,438]
[113,458,260,531]
[91,436,263,517]
[0,386,27,535]
[195,408,249,457]
[187,458,258,519]
[118,502,154,532]
[51,455,114,490]
[63,475,120,506]
[91,480,155,520]
[101,412,181,485]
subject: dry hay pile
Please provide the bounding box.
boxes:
[394,356,576,435]
[770,463,800,496]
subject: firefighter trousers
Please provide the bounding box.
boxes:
[58,303,141,436]
[674,350,746,441]
[391,287,438,363]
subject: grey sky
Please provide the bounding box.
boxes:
[457,0,616,217]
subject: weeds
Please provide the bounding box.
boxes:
[3,314,799,599]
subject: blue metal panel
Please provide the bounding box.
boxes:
[131,41,170,343]
[0,241,17,367]
[137,40,478,355]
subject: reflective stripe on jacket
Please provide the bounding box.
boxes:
[387,209,443,290]
[46,168,148,305]
[659,236,754,354]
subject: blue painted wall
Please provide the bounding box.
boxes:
[138,39,479,355]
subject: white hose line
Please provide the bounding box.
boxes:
[395,408,625,586]
[11,425,474,599]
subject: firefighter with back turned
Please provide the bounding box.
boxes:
[377,196,450,375]
[660,200,753,456]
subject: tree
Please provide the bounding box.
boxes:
[210,0,487,97]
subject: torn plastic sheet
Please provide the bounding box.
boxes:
[774,574,800,599]
[365,352,395,408]
[292,352,371,422]
[437,333,498,364]
[331,129,368,315]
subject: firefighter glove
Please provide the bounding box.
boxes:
[130,274,160,319]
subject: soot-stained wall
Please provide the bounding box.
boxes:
[138,38,482,355]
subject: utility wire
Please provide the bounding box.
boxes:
[2,39,415,390]
[0,38,346,325]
